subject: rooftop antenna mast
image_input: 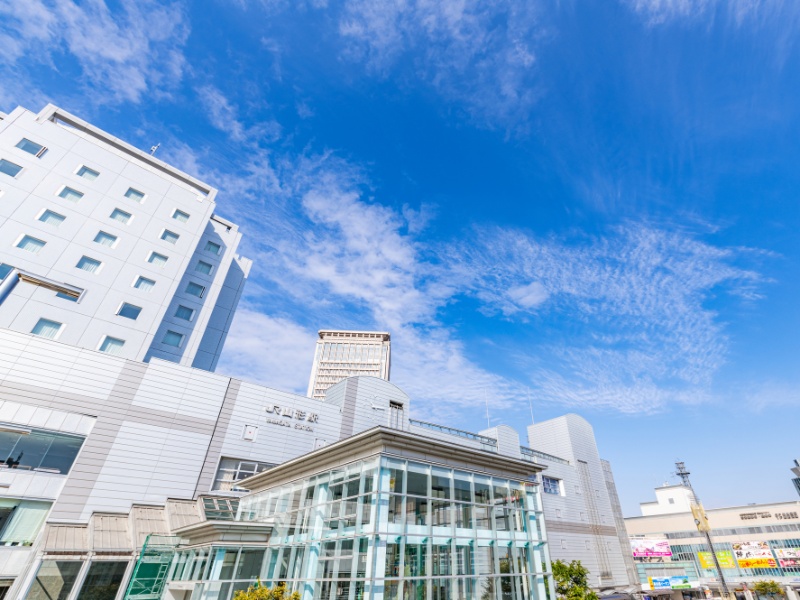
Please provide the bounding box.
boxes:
[675,461,730,599]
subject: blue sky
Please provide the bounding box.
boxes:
[2,0,799,515]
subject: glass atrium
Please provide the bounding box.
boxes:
[170,456,551,600]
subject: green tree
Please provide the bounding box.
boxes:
[552,560,599,600]
[232,582,300,600]
[752,580,785,599]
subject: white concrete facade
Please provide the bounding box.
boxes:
[307,330,391,399]
[0,105,250,371]
[527,414,639,592]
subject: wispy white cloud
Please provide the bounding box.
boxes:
[623,0,800,29]
[0,0,189,106]
[149,70,769,420]
[337,0,544,130]
[449,223,765,412]
[216,307,318,393]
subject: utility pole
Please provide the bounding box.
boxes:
[675,461,730,600]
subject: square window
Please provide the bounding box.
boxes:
[160,229,179,244]
[110,208,132,224]
[147,252,168,266]
[16,138,46,157]
[133,276,155,291]
[195,261,213,275]
[117,302,142,320]
[124,187,145,202]
[175,305,195,321]
[205,240,221,255]
[98,336,125,355]
[77,165,99,181]
[76,256,102,273]
[38,210,65,227]
[31,318,62,339]
[172,209,190,223]
[163,330,184,348]
[0,159,23,177]
[58,186,84,201]
[542,476,561,495]
[93,231,118,247]
[186,282,205,298]
[16,235,46,253]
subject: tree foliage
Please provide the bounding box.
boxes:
[752,580,785,597]
[552,560,599,600]
[232,582,300,600]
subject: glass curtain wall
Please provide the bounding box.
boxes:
[176,456,551,600]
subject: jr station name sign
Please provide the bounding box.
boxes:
[264,405,319,432]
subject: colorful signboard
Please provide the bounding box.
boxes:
[698,551,735,569]
[648,576,691,590]
[776,548,800,568]
[632,538,673,557]
[732,541,776,569]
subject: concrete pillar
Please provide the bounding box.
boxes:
[785,585,799,600]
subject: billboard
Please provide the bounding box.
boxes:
[698,551,735,569]
[775,548,800,568]
[632,538,672,557]
[649,576,691,590]
[732,541,776,569]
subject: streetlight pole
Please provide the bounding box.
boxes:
[675,461,731,600]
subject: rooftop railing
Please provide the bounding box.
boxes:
[520,446,570,465]
[409,419,499,450]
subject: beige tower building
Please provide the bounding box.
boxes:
[306,329,391,399]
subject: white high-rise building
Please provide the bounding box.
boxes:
[306,329,391,399]
[0,104,250,371]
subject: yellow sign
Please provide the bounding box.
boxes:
[698,551,735,569]
[737,557,776,569]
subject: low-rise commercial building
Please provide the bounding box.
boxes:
[625,485,800,600]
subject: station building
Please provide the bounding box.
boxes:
[0,104,634,600]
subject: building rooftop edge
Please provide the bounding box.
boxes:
[317,329,391,340]
[625,499,800,520]
[240,425,545,492]
[36,104,217,200]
